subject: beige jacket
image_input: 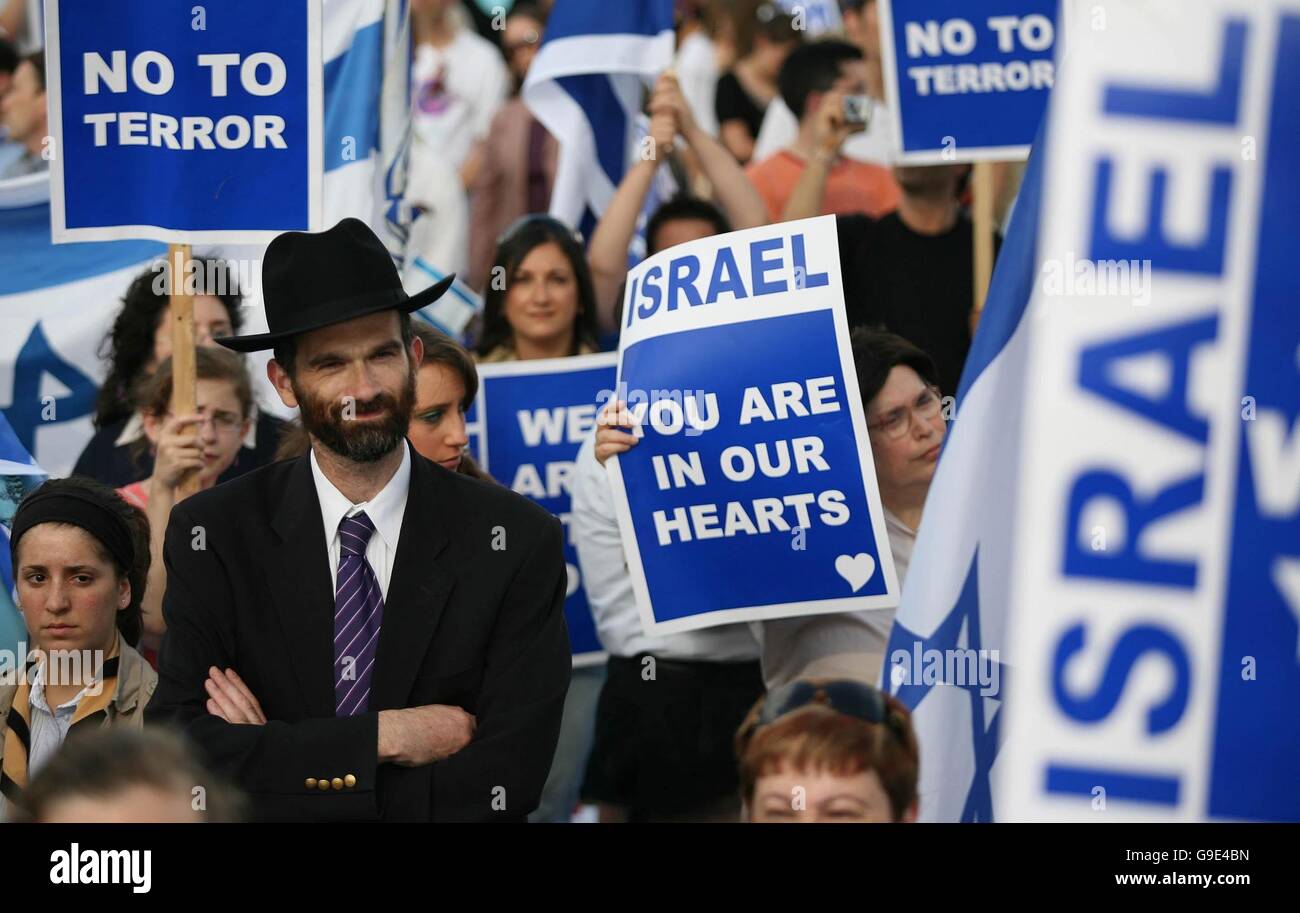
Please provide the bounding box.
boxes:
[0,640,157,818]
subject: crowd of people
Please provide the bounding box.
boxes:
[0,0,1014,823]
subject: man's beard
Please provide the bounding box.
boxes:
[295,371,415,464]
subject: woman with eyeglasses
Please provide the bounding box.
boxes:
[475,215,601,363]
[115,347,253,659]
[735,679,919,823]
[72,260,285,490]
[593,328,946,689]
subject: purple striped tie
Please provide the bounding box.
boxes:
[333,512,384,716]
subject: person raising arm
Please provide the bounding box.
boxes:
[587,72,768,334]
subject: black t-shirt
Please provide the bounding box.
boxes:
[836,212,1000,397]
[714,71,766,145]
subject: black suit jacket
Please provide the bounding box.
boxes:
[145,442,571,822]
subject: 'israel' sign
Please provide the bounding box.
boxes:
[468,354,615,663]
[45,0,323,242]
[1000,0,1300,821]
[878,0,1058,163]
[608,216,899,636]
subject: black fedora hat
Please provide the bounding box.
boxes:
[215,218,454,353]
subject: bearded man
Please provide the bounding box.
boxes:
[145,219,570,822]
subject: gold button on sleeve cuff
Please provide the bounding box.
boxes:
[331,777,344,790]
[344,774,357,788]
[317,778,330,791]
[305,778,317,790]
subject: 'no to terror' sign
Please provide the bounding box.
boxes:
[45,0,323,242]
[879,0,1059,163]
[609,216,899,636]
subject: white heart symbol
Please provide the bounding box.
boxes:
[835,553,877,593]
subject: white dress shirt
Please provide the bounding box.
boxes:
[570,436,760,663]
[310,443,411,601]
[26,660,95,778]
[754,508,918,690]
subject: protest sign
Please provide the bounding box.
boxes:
[45,0,323,242]
[879,0,1058,163]
[469,354,616,662]
[608,216,899,636]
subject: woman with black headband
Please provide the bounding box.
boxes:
[0,477,158,819]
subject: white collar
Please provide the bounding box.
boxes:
[309,442,411,554]
[29,655,96,715]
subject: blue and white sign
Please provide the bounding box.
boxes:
[609,216,899,636]
[45,0,323,243]
[469,354,616,664]
[878,0,1058,163]
[999,0,1299,821]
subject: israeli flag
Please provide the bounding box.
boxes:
[521,0,676,229]
[321,0,413,254]
[407,256,482,342]
[882,126,1045,823]
[0,173,164,477]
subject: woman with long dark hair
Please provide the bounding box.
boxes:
[474,215,608,824]
[72,260,285,488]
[475,216,600,363]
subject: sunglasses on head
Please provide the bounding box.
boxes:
[755,678,906,740]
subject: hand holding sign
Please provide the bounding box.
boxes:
[609,216,899,636]
[595,399,640,465]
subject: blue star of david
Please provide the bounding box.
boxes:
[886,551,1008,822]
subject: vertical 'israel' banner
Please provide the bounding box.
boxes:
[609,217,899,636]
[45,0,324,242]
[878,0,1059,162]
[468,354,616,663]
[998,0,1299,821]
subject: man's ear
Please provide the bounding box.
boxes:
[409,334,425,370]
[267,359,299,409]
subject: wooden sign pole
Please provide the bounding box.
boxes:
[168,243,200,499]
[971,160,996,335]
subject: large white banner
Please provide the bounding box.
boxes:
[1000,0,1299,821]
